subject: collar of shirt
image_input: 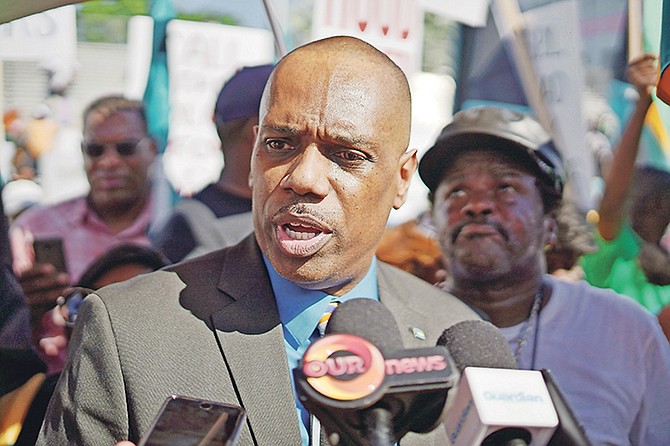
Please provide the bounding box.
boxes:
[80,195,154,236]
[263,254,380,348]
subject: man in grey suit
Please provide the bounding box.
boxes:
[38,36,481,445]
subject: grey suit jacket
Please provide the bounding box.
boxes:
[38,235,480,446]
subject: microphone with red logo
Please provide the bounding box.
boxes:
[293,298,512,446]
[294,298,455,445]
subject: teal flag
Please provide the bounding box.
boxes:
[144,0,177,232]
[144,0,175,152]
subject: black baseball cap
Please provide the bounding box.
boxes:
[419,106,565,198]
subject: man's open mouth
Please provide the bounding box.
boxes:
[284,223,321,240]
[276,220,333,257]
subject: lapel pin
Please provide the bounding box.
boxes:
[411,327,426,340]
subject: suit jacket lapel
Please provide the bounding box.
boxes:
[210,236,302,445]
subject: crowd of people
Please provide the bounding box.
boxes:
[1,34,670,446]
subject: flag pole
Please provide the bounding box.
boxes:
[261,0,288,57]
[628,0,644,62]
[490,0,557,144]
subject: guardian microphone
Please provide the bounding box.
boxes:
[439,321,592,446]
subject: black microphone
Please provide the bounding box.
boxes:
[294,298,457,446]
[437,319,518,371]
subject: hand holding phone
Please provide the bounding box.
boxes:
[33,237,68,273]
[13,236,70,317]
[138,395,246,446]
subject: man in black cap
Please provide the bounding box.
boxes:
[152,64,274,263]
[420,106,670,445]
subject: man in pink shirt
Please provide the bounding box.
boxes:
[10,95,157,373]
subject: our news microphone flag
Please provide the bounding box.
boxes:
[294,298,457,446]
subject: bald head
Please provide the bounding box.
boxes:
[250,36,418,294]
[261,36,412,153]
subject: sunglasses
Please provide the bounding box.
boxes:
[82,137,148,158]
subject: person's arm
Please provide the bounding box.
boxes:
[597,54,657,241]
[36,293,130,445]
[638,242,670,285]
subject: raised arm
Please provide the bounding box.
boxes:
[597,54,658,240]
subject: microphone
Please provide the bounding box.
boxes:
[437,319,517,371]
[440,321,592,446]
[294,298,457,446]
[541,369,592,446]
[444,366,559,446]
[441,319,557,445]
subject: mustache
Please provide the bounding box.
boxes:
[450,218,509,245]
[274,202,335,226]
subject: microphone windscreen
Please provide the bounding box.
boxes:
[437,320,517,371]
[325,298,403,354]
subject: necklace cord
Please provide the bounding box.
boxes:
[512,290,544,369]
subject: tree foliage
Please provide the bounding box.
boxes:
[79,0,149,17]
[77,0,237,43]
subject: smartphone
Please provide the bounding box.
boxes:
[33,238,68,273]
[137,395,246,446]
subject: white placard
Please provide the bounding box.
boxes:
[311,0,424,77]
[125,15,154,101]
[493,0,594,211]
[0,5,76,62]
[523,0,594,210]
[163,20,274,195]
[420,0,490,28]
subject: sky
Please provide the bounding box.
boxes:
[172,0,291,30]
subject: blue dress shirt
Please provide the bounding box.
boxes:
[262,254,379,446]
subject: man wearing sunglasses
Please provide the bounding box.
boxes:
[10,95,157,375]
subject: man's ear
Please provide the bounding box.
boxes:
[248,125,261,190]
[543,213,558,250]
[393,149,418,210]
